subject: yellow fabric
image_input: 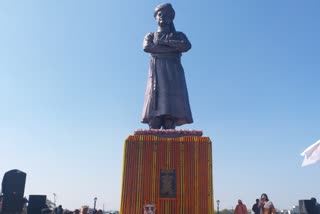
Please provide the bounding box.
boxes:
[262,207,275,214]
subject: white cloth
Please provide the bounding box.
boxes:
[301,139,320,167]
[264,201,274,209]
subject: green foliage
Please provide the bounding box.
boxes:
[215,209,234,214]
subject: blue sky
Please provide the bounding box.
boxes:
[1,0,319,211]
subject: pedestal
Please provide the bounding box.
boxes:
[120,130,214,214]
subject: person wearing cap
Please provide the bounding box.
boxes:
[141,3,193,129]
[234,199,248,214]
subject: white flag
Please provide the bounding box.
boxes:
[301,140,320,167]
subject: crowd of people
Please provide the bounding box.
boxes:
[2,192,320,214]
[234,193,320,214]
[42,205,105,214]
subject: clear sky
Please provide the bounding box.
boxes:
[1,0,319,211]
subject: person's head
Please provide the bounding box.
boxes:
[73,209,80,214]
[238,199,243,205]
[97,210,103,214]
[256,199,259,203]
[80,206,89,214]
[311,197,317,204]
[154,3,176,31]
[261,193,269,202]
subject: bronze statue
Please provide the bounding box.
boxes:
[141,3,193,129]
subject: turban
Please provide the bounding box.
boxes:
[154,3,175,20]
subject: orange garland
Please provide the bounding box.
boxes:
[120,135,214,214]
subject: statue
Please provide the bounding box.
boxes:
[141,3,193,129]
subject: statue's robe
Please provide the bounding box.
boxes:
[141,31,193,126]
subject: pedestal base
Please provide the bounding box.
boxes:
[120,130,214,214]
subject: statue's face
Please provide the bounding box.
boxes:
[155,9,172,27]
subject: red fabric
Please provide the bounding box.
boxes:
[235,204,248,214]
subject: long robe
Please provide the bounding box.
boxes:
[141,31,193,126]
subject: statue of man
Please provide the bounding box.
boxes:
[141,3,193,129]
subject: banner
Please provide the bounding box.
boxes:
[301,140,320,167]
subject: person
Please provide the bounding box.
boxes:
[54,205,64,214]
[141,3,193,129]
[310,197,320,214]
[252,199,260,214]
[234,199,248,214]
[80,206,89,214]
[73,209,80,214]
[258,193,275,214]
[22,197,29,214]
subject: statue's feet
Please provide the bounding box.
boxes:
[148,117,162,129]
[148,115,176,129]
[162,116,176,130]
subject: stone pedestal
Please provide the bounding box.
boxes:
[120,130,214,214]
